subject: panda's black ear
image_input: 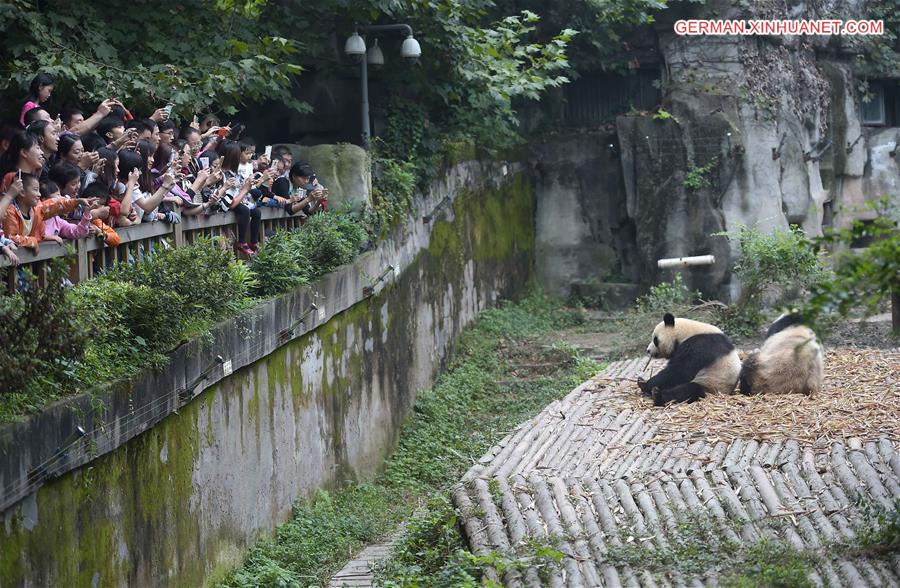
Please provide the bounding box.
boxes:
[663,313,675,327]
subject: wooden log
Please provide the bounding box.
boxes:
[565,478,623,588]
[473,478,524,588]
[846,448,895,508]
[451,483,502,585]
[528,472,584,587]
[551,477,604,587]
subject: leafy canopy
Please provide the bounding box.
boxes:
[0,0,306,118]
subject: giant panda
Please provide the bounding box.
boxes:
[637,313,741,406]
[739,313,824,396]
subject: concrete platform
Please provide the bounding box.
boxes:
[453,357,900,587]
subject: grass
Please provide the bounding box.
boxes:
[215,292,602,587]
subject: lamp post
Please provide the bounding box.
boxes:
[344,24,421,147]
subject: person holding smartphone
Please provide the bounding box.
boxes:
[268,162,328,218]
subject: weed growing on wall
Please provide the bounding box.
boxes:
[215,293,601,587]
[683,157,718,191]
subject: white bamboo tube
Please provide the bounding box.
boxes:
[657,254,715,269]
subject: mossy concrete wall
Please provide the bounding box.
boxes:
[0,162,534,587]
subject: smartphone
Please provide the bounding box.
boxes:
[264,145,272,159]
[164,103,174,117]
[199,157,210,169]
[217,127,228,139]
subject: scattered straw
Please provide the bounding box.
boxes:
[598,348,899,447]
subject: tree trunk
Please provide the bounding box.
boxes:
[892,288,899,334]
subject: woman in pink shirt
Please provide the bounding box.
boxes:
[19,73,55,127]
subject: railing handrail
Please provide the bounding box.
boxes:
[0,207,299,268]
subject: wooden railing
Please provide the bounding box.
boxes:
[1,207,305,290]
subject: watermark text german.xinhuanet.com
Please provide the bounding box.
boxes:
[674,19,884,36]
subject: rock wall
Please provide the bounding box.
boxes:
[0,162,534,587]
[532,131,641,301]
[536,0,898,300]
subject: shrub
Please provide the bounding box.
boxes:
[636,273,700,312]
[0,259,89,394]
[717,225,825,336]
[804,201,899,329]
[250,230,311,297]
[251,211,369,298]
[70,278,186,353]
[107,237,249,319]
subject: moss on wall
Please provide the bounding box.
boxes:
[1,170,535,587]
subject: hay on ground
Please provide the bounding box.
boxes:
[600,348,899,447]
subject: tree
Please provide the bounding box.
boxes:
[0,0,307,119]
[804,199,900,333]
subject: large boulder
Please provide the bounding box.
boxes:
[277,143,371,209]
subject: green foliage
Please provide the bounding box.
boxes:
[0,0,307,118]
[803,202,899,328]
[717,225,825,336]
[371,155,417,237]
[635,273,699,313]
[0,239,251,421]
[107,237,249,319]
[457,11,575,103]
[378,97,429,163]
[492,0,697,73]
[603,513,815,587]
[250,211,369,298]
[377,495,482,587]
[683,157,718,191]
[219,293,602,586]
[852,0,900,80]
[854,500,900,553]
[721,542,815,588]
[224,484,399,588]
[0,258,89,395]
[71,278,186,355]
[653,108,680,124]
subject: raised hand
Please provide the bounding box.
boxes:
[92,158,107,175]
[77,197,102,209]
[5,178,24,200]
[97,98,118,117]
[80,150,99,170]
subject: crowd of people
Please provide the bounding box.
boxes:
[0,73,329,266]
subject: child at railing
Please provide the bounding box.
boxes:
[39,180,94,243]
[1,173,99,255]
[0,177,21,266]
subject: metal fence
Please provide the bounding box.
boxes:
[1,207,305,291]
[562,70,661,124]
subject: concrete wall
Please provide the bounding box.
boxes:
[0,161,534,587]
[533,131,641,301]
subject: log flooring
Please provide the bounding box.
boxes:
[453,357,900,587]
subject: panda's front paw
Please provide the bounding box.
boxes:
[651,387,665,407]
[637,377,651,395]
